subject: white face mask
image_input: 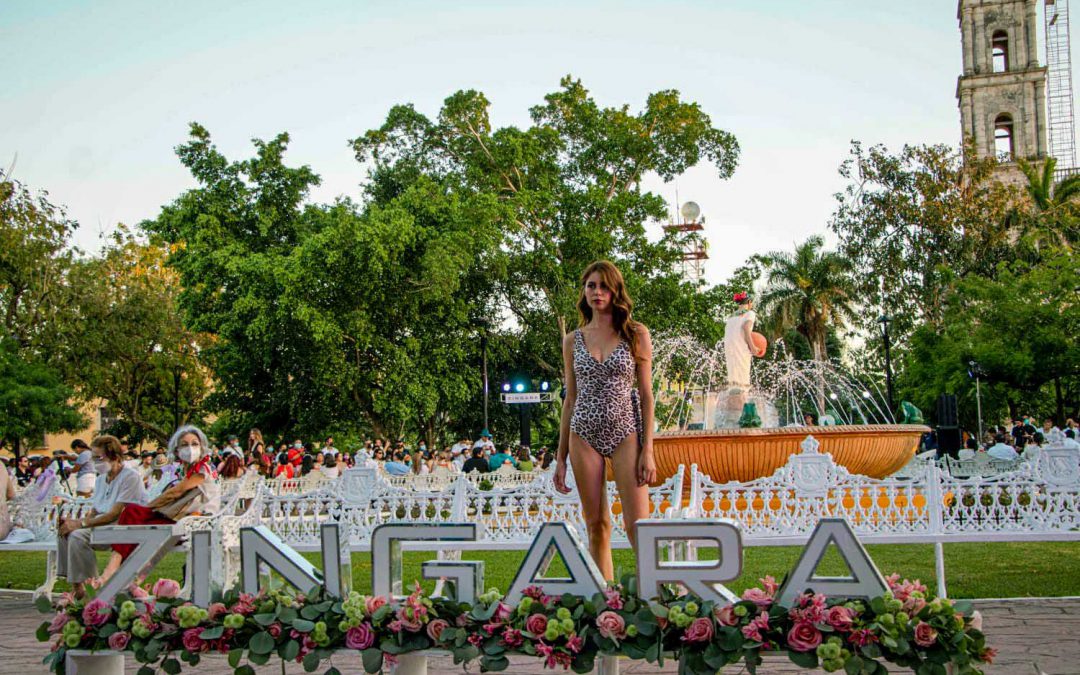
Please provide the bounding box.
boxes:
[93,459,111,474]
[178,444,201,464]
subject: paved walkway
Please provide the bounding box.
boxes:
[2,593,1077,674]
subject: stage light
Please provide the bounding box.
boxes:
[540,381,550,391]
[502,383,511,392]
[514,382,526,392]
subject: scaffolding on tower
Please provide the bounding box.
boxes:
[1045,0,1077,178]
[663,201,708,284]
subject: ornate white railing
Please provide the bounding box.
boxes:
[10,431,1080,600]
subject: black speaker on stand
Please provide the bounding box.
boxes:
[936,394,961,458]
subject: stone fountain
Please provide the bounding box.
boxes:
[643,334,927,483]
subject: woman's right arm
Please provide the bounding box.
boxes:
[557,331,577,465]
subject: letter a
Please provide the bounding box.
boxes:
[505,523,605,606]
[776,518,888,607]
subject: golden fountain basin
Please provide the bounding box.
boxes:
[622,425,929,484]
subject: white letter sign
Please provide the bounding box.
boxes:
[635,519,742,604]
[505,523,605,606]
[776,518,888,607]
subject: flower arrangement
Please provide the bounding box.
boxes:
[37,573,995,675]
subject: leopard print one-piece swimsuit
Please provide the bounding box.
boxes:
[570,329,644,457]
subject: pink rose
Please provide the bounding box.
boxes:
[345,623,375,650]
[603,588,624,610]
[523,586,545,600]
[525,613,548,636]
[48,612,71,634]
[903,595,927,615]
[426,619,450,642]
[969,610,983,632]
[741,587,773,608]
[107,631,131,651]
[714,605,738,627]
[787,621,822,652]
[152,578,181,599]
[741,611,770,642]
[182,628,208,653]
[365,596,388,616]
[500,628,524,648]
[848,629,878,647]
[566,635,584,653]
[82,598,111,627]
[913,621,937,648]
[760,576,779,596]
[596,611,626,640]
[268,622,283,639]
[825,606,854,632]
[230,599,255,616]
[455,613,469,627]
[207,603,227,620]
[682,617,714,643]
[493,602,513,623]
[127,584,150,600]
[394,605,423,632]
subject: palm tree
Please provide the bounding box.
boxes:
[758,235,857,364]
[1018,157,1080,250]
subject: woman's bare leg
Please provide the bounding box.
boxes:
[610,433,650,549]
[569,432,614,580]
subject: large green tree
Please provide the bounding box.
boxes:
[56,230,211,444]
[352,76,741,379]
[147,79,740,445]
[0,172,84,452]
[901,249,1079,427]
[829,142,1017,343]
[145,126,506,445]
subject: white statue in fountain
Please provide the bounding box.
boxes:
[724,292,763,390]
[714,292,771,429]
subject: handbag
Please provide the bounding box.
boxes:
[155,488,202,520]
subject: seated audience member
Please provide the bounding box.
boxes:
[274,452,296,479]
[56,435,147,599]
[383,452,411,476]
[0,456,14,541]
[488,446,516,471]
[99,425,221,585]
[957,438,978,460]
[219,451,245,479]
[14,455,33,487]
[516,446,535,472]
[462,447,490,474]
[986,435,1019,461]
[321,451,340,479]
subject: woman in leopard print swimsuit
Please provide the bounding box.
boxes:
[554,261,656,581]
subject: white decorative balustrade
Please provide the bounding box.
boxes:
[9,431,1080,602]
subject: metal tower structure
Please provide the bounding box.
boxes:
[663,202,708,284]
[1045,0,1077,173]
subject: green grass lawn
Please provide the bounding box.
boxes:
[4,541,1079,599]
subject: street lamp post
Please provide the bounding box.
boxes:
[878,315,895,418]
[481,332,489,432]
[969,361,985,444]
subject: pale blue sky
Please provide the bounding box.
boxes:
[2,1,1075,284]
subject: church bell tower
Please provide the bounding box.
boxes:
[957,0,1049,176]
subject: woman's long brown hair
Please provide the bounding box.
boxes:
[576,260,641,361]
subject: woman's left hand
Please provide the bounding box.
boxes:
[637,448,657,487]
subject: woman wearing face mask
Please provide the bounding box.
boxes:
[94,426,221,587]
[56,435,148,599]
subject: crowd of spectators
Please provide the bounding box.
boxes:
[920,415,1079,462]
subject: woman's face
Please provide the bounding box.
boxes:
[585,272,613,311]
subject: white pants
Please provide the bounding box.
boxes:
[56,528,109,584]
